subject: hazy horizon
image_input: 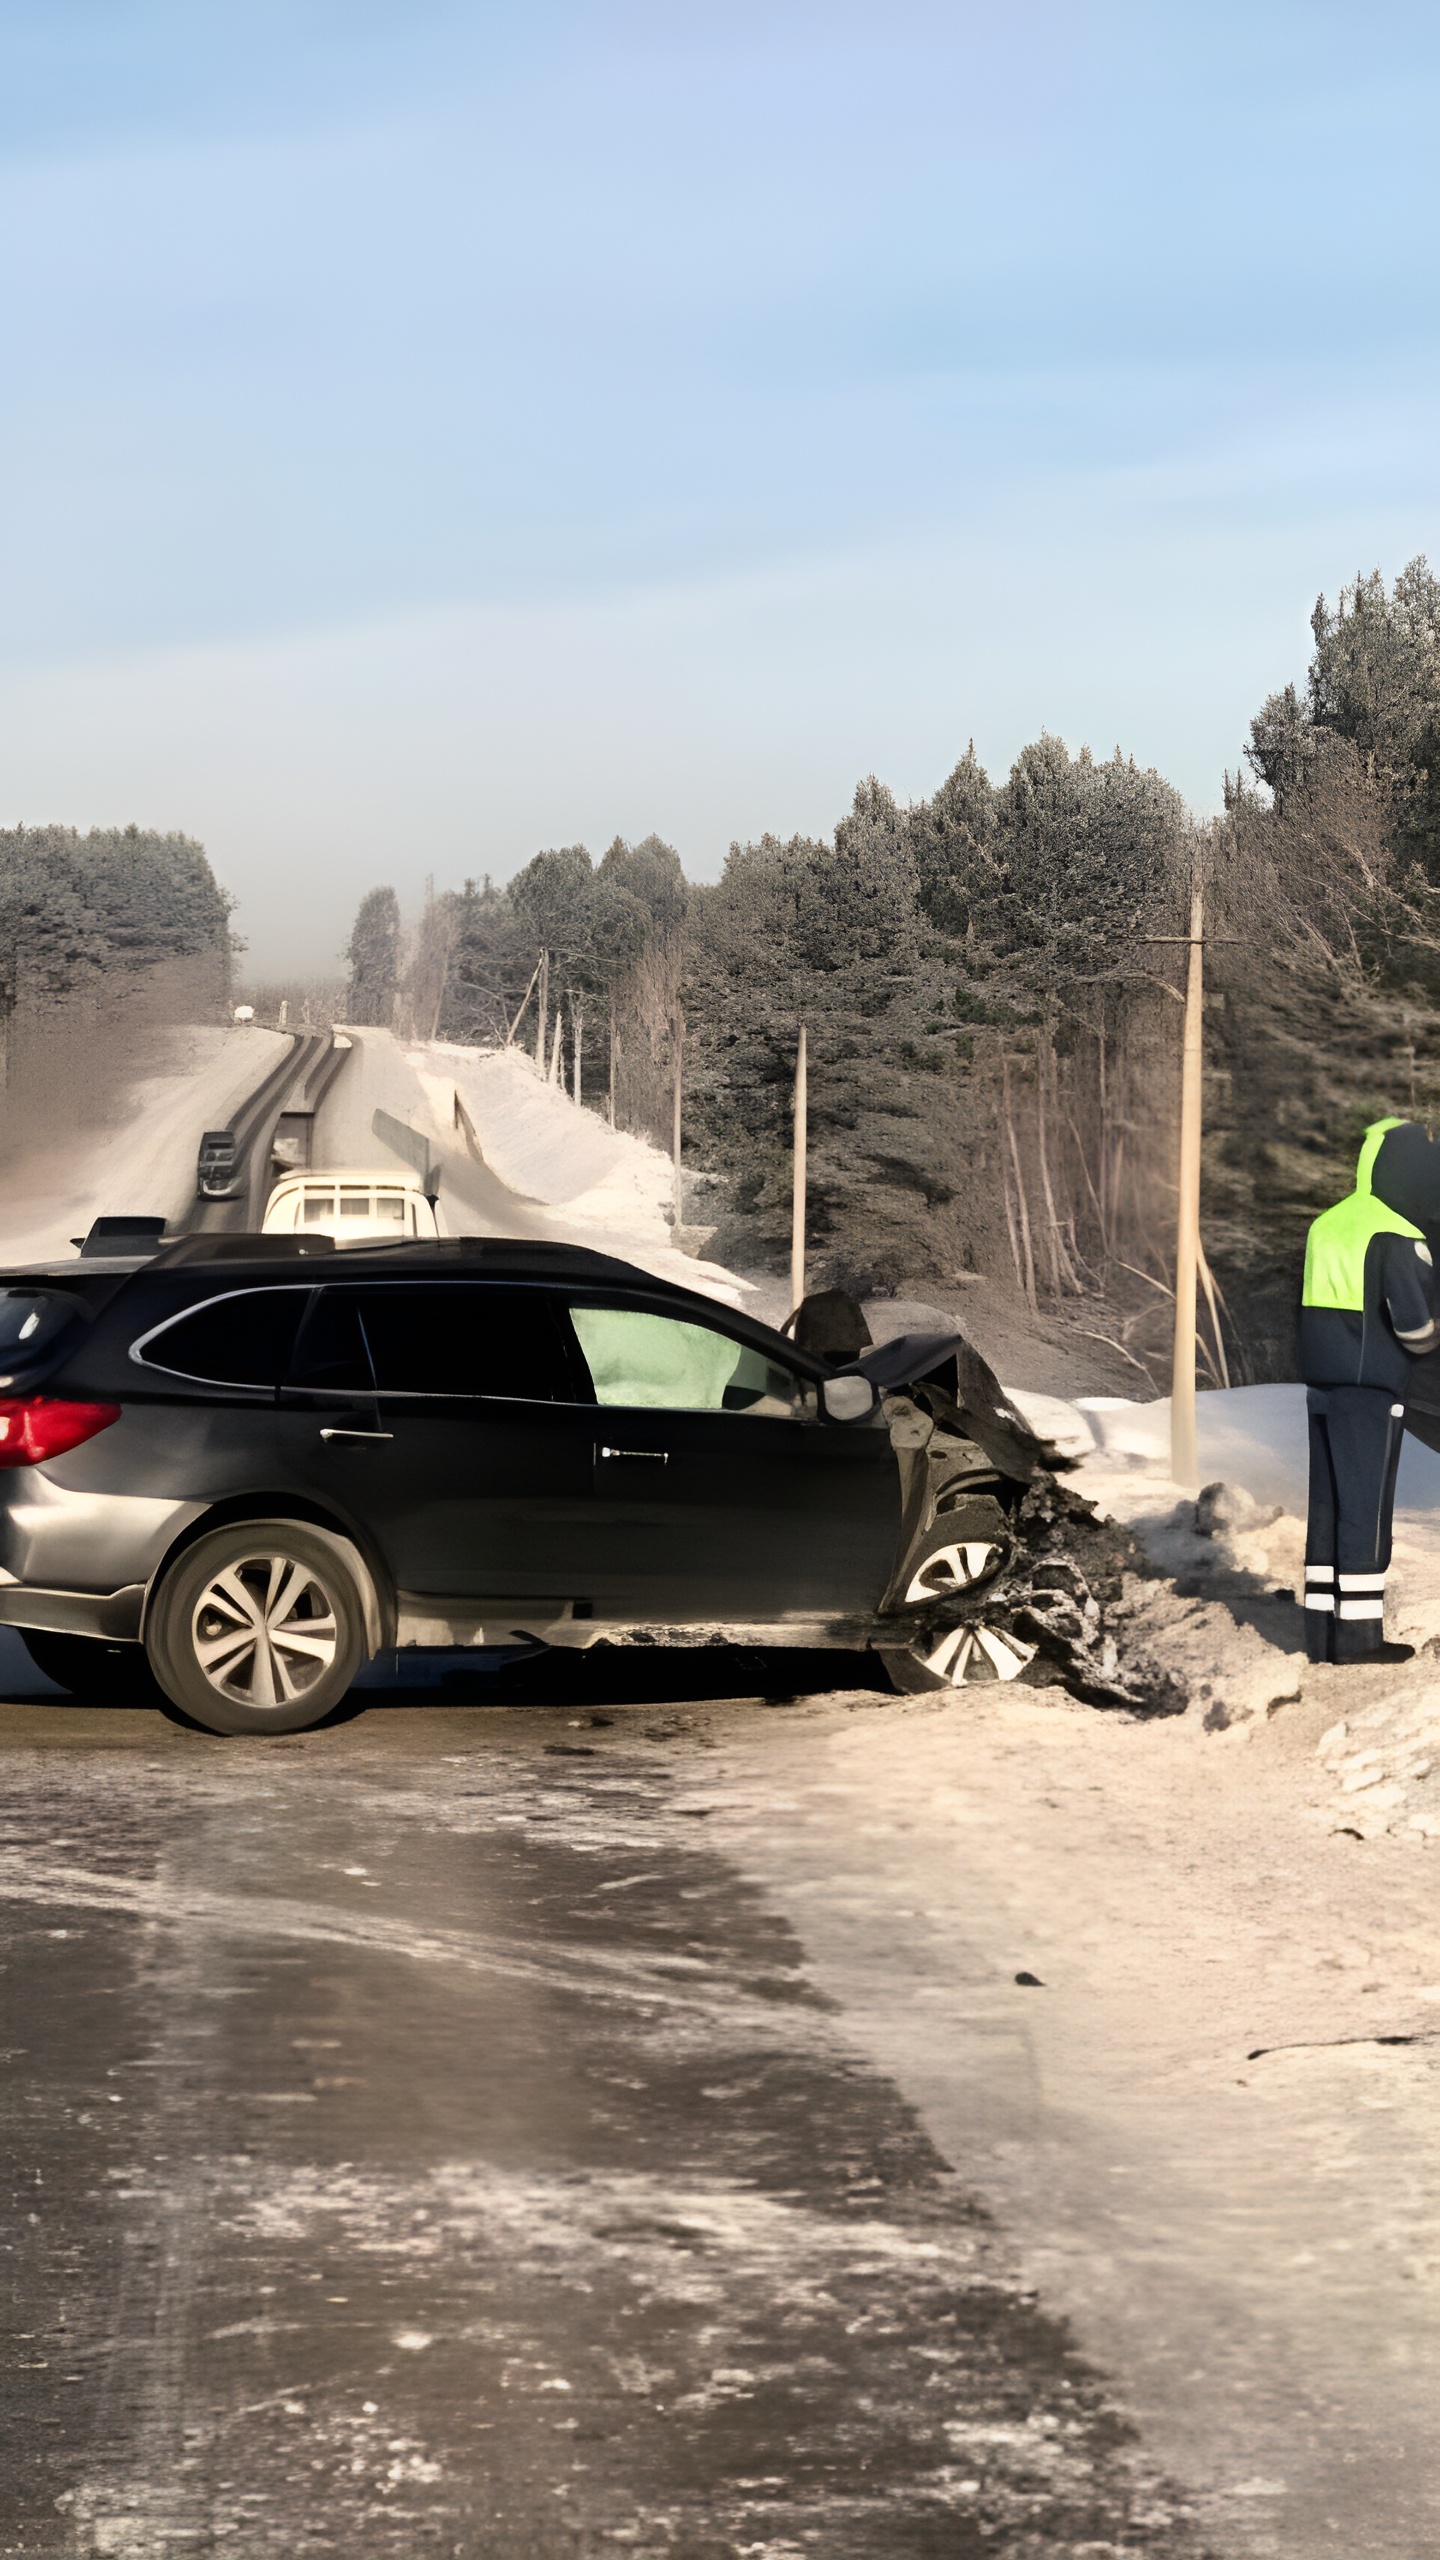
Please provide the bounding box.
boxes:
[4,0,1438,976]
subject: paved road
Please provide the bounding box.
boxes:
[1,1656,1208,2559]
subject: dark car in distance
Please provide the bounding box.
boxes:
[0,1236,1043,1734]
[196,1130,242,1200]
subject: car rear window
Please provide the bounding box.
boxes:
[355,1285,578,1400]
[0,1288,85,1369]
[135,1288,312,1387]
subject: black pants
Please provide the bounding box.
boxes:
[1304,1386,1404,1660]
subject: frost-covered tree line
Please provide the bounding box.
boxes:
[340,557,1440,1380]
[0,824,233,1104]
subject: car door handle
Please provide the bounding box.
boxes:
[597,1445,668,1463]
[319,1428,395,1443]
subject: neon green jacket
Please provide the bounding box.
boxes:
[1299,1119,1438,1390]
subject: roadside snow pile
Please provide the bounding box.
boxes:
[329,1031,751,1307]
[987,1380,1440,1798]
[427,1043,648,1208]
[972,1475,1306,1725]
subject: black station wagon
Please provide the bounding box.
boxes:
[0,1236,1044,1734]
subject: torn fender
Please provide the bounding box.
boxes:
[841,1329,1058,1484]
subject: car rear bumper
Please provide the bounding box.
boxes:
[0,1584,145,1641]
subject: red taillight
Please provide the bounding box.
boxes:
[0,1398,122,1469]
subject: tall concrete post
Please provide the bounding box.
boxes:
[671,1018,684,1230]
[790,1023,808,1317]
[1170,889,1204,1488]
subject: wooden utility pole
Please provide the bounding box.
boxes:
[535,950,548,1069]
[1170,887,1204,1488]
[790,1023,808,1315]
[671,1017,684,1229]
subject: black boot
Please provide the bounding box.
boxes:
[1333,1621,1414,1666]
[1304,1609,1334,1664]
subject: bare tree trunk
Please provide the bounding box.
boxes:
[1036,1036,1082,1294]
[1197,1239,1231,1391]
[1002,1162,1025,1296]
[1002,1057,1037,1310]
[571,998,583,1105]
[535,950,548,1069]
[1096,1023,1108,1248]
[549,1008,563,1085]
[608,1000,617,1127]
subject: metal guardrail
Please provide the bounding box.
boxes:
[185,1030,351,1235]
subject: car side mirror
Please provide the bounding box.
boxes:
[821,1373,879,1423]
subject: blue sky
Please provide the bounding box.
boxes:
[3,0,1439,973]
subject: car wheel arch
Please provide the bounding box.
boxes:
[141,1492,390,1655]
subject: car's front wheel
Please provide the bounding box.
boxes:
[877,1619,1036,1692]
[146,1522,367,1735]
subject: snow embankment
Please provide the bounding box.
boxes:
[322,1032,751,1309]
[998,1378,1440,1844]
[0,1024,291,1262]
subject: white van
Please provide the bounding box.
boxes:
[262,1170,442,1245]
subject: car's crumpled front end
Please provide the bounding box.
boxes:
[825,1322,1182,1707]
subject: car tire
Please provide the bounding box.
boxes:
[18,1630,163,1705]
[899,1497,1013,1605]
[877,1619,1037,1693]
[146,1521,367,1736]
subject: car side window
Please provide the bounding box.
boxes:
[134,1288,311,1388]
[355,1285,582,1401]
[569,1304,814,1418]
[287,1289,375,1392]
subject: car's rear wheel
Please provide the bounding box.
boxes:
[146,1522,366,1736]
[18,1630,162,1704]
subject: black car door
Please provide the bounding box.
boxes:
[560,1294,902,1621]
[277,1281,597,1610]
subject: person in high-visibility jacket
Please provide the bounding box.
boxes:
[1299,1117,1440,1663]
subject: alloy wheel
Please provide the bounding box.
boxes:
[191,1553,339,1711]
[903,1538,1005,1605]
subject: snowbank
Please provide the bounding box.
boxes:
[318,1032,753,1309]
[427,1042,638,1206]
[998,1379,1440,1833]
[1004,1379,1440,1516]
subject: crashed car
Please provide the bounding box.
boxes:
[0,1235,1088,1737]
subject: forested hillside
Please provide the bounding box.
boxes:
[0,823,233,1112]
[345,555,1440,1386]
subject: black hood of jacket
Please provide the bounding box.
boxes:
[1372,1120,1440,1227]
